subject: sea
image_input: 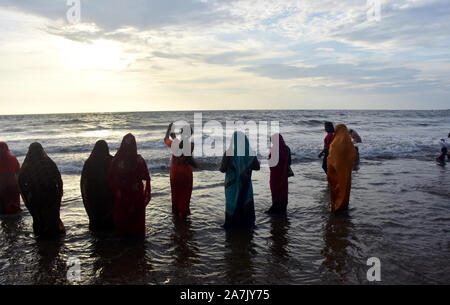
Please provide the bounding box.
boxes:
[0,109,449,284]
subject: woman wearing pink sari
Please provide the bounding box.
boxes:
[267,134,291,215]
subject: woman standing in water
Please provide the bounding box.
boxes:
[326,124,357,212]
[18,143,65,237]
[0,142,21,214]
[220,131,260,228]
[318,122,335,174]
[164,122,198,218]
[267,133,291,215]
[109,134,151,238]
[81,140,114,231]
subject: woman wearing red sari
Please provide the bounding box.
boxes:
[267,134,291,215]
[109,134,151,238]
[0,142,21,214]
[164,122,198,218]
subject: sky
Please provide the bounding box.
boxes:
[0,0,449,114]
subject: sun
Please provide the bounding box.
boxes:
[63,38,129,70]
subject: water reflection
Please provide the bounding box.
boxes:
[320,211,356,283]
[224,228,256,284]
[268,215,290,261]
[91,235,151,284]
[171,217,198,268]
[0,214,24,245]
[0,215,25,283]
[33,237,66,284]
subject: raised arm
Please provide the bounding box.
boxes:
[164,122,174,141]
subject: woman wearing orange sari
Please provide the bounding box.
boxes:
[164,123,198,218]
[327,124,357,212]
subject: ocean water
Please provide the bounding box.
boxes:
[0,110,449,284]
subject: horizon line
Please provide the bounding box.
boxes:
[1,108,449,116]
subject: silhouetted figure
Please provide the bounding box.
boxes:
[318,122,334,174]
[267,133,292,215]
[109,134,151,238]
[81,140,114,231]
[220,131,260,228]
[436,146,448,163]
[0,142,21,214]
[18,143,65,237]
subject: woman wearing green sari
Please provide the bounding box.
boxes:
[220,131,260,228]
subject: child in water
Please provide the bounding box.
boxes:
[318,122,334,174]
[436,137,449,163]
[436,146,448,163]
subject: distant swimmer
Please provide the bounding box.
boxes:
[318,122,334,174]
[436,146,448,163]
[436,138,450,161]
[18,143,65,237]
[0,142,22,214]
[436,138,449,163]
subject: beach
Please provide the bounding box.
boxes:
[0,110,449,284]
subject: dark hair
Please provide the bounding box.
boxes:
[324,121,334,133]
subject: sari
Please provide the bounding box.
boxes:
[0,142,21,214]
[165,138,194,218]
[267,133,290,214]
[109,134,151,238]
[81,140,114,231]
[327,124,357,212]
[18,143,65,237]
[222,131,259,228]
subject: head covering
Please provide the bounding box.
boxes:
[268,133,288,168]
[20,143,62,191]
[0,142,20,174]
[327,124,356,211]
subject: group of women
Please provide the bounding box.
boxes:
[0,122,357,238]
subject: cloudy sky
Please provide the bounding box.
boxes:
[0,0,449,114]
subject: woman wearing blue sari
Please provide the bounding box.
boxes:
[220,131,260,228]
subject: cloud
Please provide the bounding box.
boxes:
[1,0,450,111]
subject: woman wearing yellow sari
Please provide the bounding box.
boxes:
[327,124,357,212]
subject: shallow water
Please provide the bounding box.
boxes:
[0,110,449,284]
